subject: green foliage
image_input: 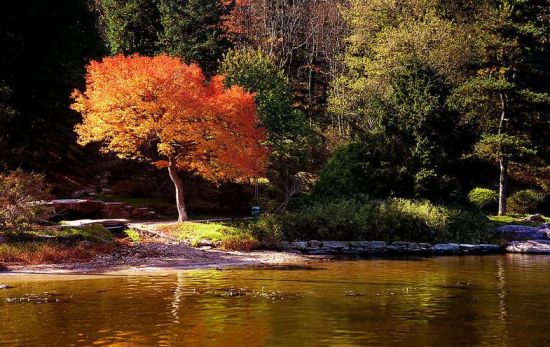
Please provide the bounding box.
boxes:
[100,0,160,55]
[474,134,536,163]
[99,0,232,73]
[220,48,314,208]
[468,188,498,212]
[325,61,467,203]
[220,48,311,157]
[124,229,141,243]
[313,140,410,199]
[488,214,550,227]
[245,216,284,249]
[0,169,53,230]
[506,189,545,214]
[159,222,259,251]
[259,199,490,244]
[157,0,232,74]
[58,225,115,244]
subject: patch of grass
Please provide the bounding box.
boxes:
[0,241,117,264]
[157,222,259,251]
[124,229,141,243]
[1,225,115,244]
[488,214,549,227]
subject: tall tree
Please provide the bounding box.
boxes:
[98,0,161,55]
[72,55,269,221]
[326,0,478,202]
[220,48,313,210]
[451,0,550,215]
[157,0,233,74]
[98,0,233,73]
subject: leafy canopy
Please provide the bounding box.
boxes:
[72,54,268,182]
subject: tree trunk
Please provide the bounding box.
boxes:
[167,156,188,222]
[497,92,509,216]
[498,158,508,216]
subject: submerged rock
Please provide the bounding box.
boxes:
[506,240,550,254]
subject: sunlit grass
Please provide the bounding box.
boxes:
[124,228,141,243]
[488,214,549,227]
[157,221,258,251]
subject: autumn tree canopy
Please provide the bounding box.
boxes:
[72,54,269,221]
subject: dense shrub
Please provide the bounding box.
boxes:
[255,198,490,244]
[468,188,498,212]
[313,141,411,200]
[0,169,52,229]
[507,189,545,214]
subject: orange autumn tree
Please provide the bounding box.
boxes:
[72,54,269,221]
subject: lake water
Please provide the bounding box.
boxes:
[1,255,550,346]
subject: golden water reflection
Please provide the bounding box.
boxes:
[2,255,550,346]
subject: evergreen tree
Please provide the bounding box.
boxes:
[157,0,233,74]
[99,0,161,55]
[451,0,550,214]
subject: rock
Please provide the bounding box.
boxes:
[279,241,292,251]
[196,239,214,247]
[506,240,550,254]
[289,242,307,251]
[494,225,549,241]
[307,240,322,248]
[363,241,387,252]
[459,244,502,253]
[519,214,545,223]
[323,241,346,251]
[430,243,460,253]
[387,241,425,253]
[0,284,13,289]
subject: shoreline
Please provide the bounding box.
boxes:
[0,246,318,275]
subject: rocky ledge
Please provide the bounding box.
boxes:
[280,240,503,256]
[494,223,550,254]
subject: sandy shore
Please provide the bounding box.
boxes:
[2,242,318,275]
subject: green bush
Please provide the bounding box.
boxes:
[256,198,490,244]
[468,188,498,212]
[507,189,544,214]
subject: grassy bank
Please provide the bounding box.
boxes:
[0,225,119,265]
[157,222,259,251]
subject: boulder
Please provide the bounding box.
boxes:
[279,241,292,251]
[323,241,346,251]
[506,240,550,254]
[196,239,214,247]
[307,240,322,248]
[430,243,460,253]
[289,241,307,251]
[494,224,549,241]
[459,244,502,253]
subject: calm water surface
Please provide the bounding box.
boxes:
[1,255,550,346]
